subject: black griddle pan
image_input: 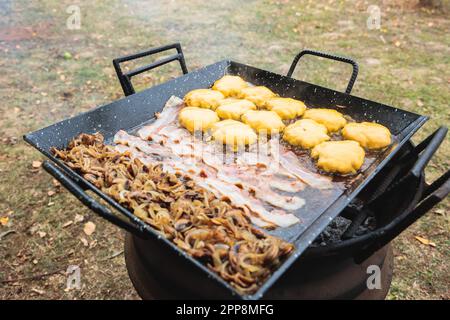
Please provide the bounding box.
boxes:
[24,44,428,299]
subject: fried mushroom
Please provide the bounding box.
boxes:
[264,97,306,120]
[283,119,330,149]
[241,110,285,135]
[238,86,276,108]
[311,140,365,175]
[216,99,257,120]
[302,108,347,132]
[342,122,392,149]
[212,75,249,97]
[179,106,220,133]
[211,119,257,149]
[184,88,225,110]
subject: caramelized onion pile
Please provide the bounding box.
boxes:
[52,133,294,294]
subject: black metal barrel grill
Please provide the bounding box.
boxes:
[25,43,449,300]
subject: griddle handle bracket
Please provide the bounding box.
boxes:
[113,43,188,96]
[410,126,448,178]
[43,161,147,237]
[355,126,448,210]
[354,171,449,264]
[287,49,359,94]
[350,127,447,261]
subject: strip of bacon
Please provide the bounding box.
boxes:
[112,96,338,228]
[113,131,300,228]
[216,166,305,211]
[114,130,175,160]
[279,150,332,190]
[137,96,184,141]
[200,177,299,228]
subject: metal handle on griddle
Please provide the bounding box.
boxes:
[410,127,448,178]
[43,161,147,237]
[375,126,448,201]
[287,49,359,94]
[343,126,448,240]
[352,127,449,262]
[113,43,188,96]
[354,171,449,263]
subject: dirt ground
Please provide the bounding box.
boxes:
[0,0,448,300]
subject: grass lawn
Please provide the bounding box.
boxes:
[0,0,448,299]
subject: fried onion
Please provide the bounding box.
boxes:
[52,133,293,294]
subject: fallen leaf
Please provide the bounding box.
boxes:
[434,208,445,216]
[83,222,96,236]
[37,231,46,238]
[415,236,436,247]
[32,161,42,168]
[0,216,9,226]
[74,214,84,223]
[62,221,73,228]
[47,190,55,197]
[29,224,40,234]
[52,179,61,187]
[89,239,98,249]
[31,288,45,295]
[2,137,17,145]
[80,237,88,247]
[108,250,123,259]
